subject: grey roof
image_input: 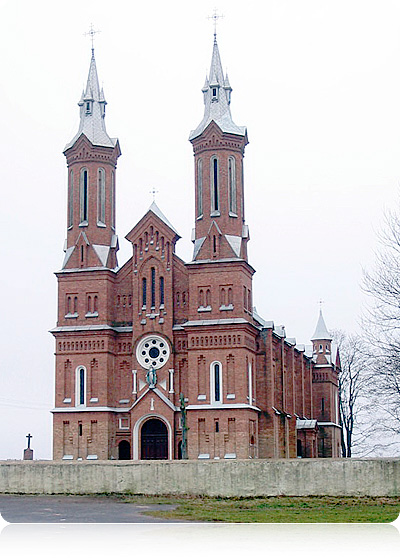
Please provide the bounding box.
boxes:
[189,36,247,141]
[296,419,318,430]
[64,51,118,151]
[148,201,180,236]
[311,310,332,341]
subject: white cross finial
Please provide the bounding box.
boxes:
[207,8,224,39]
[84,23,101,55]
[149,187,159,202]
[318,299,325,310]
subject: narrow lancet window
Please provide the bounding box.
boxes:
[97,168,106,225]
[76,367,86,407]
[211,157,219,213]
[142,278,147,308]
[151,267,156,308]
[80,169,88,223]
[160,276,165,306]
[111,171,115,229]
[68,170,73,228]
[211,362,222,403]
[197,158,203,218]
[228,157,237,214]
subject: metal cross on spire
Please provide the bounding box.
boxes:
[207,8,224,39]
[318,299,325,310]
[84,23,101,55]
[149,186,159,202]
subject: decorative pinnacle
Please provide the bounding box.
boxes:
[84,23,101,55]
[207,8,224,40]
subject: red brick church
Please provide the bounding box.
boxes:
[51,35,341,461]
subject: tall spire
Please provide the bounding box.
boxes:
[189,35,246,141]
[64,50,117,151]
[311,309,332,341]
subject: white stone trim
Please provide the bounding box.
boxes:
[186,403,261,411]
[168,369,174,393]
[132,370,137,394]
[62,455,73,460]
[198,454,210,459]
[86,454,98,460]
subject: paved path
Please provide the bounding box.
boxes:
[0,495,181,523]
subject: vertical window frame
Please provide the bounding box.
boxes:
[228,156,237,215]
[151,267,156,309]
[68,170,74,228]
[210,361,222,404]
[97,168,106,226]
[210,156,219,214]
[79,168,89,224]
[111,171,115,230]
[197,158,203,218]
[75,366,87,408]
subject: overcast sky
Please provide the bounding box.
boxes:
[1,0,400,459]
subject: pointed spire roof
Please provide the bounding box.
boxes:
[189,36,246,141]
[64,50,118,151]
[148,201,180,236]
[311,310,332,341]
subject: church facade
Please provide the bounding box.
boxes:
[51,37,341,461]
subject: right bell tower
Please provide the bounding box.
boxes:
[189,33,249,263]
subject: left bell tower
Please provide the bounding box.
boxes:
[62,47,121,270]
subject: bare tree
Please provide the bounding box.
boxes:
[362,208,400,453]
[332,330,370,457]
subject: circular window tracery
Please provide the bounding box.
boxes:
[136,335,170,370]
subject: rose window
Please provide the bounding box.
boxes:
[136,335,170,370]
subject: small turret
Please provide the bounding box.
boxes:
[311,310,332,365]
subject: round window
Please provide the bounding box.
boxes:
[136,335,170,370]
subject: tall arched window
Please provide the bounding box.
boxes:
[197,158,203,218]
[211,362,222,403]
[151,267,156,308]
[68,170,73,228]
[228,157,237,215]
[111,171,115,229]
[80,168,88,223]
[160,276,164,306]
[210,156,219,213]
[142,278,147,308]
[248,360,253,406]
[97,168,106,225]
[76,366,86,407]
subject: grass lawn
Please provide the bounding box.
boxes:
[118,494,400,523]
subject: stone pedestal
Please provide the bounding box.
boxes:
[23,448,33,460]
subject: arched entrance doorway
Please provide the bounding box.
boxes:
[141,418,168,460]
[118,440,131,460]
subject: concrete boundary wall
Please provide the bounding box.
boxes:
[0,459,399,497]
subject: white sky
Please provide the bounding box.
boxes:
[1,0,400,460]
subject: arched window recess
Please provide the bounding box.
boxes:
[210,156,220,217]
[97,168,106,227]
[75,366,87,407]
[79,168,89,225]
[210,361,222,404]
